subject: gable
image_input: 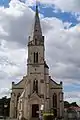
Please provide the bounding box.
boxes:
[12,76,27,89]
[50,79,62,89]
[29,92,41,102]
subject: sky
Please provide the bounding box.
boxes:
[0,0,80,105]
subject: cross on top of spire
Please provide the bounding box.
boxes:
[36,0,38,5]
[36,0,39,16]
[36,4,38,16]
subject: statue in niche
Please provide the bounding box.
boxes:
[33,79,38,93]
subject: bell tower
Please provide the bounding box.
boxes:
[27,3,45,97]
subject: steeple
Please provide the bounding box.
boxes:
[28,2,44,44]
[33,3,42,40]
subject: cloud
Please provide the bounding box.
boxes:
[64,91,80,105]
[44,19,80,84]
[65,91,80,99]
[0,0,80,104]
[0,0,35,47]
[0,88,11,98]
[73,12,80,22]
[52,0,80,12]
[25,0,80,13]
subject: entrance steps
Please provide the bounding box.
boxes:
[30,118,39,120]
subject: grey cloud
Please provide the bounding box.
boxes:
[64,91,80,99]
[0,88,11,98]
[44,21,80,83]
[0,4,34,47]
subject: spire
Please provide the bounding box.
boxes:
[33,1,42,40]
[28,1,44,44]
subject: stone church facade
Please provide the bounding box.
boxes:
[10,5,64,120]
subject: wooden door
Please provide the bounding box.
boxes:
[32,104,39,117]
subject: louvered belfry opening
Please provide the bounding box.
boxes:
[34,52,38,63]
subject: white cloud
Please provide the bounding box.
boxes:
[25,0,80,12]
[73,12,80,21]
[0,0,80,103]
[52,0,80,12]
[43,18,80,84]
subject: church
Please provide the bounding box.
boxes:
[10,4,64,120]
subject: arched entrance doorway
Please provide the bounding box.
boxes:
[32,104,39,118]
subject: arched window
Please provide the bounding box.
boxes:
[53,93,57,117]
[35,38,37,45]
[34,52,38,63]
[36,80,38,93]
[33,80,36,92]
[33,79,38,93]
[36,52,38,63]
[53,93,57,108]
[34,52,35,63]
